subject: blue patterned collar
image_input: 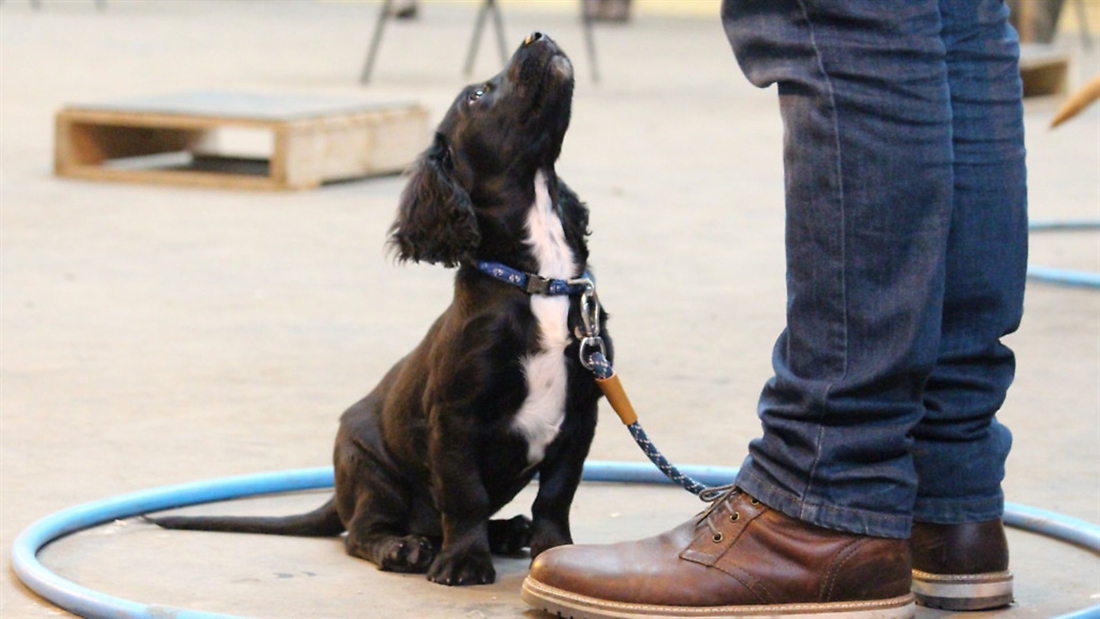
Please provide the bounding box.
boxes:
[475,261,591,296]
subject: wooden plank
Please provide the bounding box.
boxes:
[58,107,281,131]
[70,91,419,122]
[58,164,282,191]
[56,113,208,167]
[281,106,429,188]
[271,126,291,188]
[1020,45,1070,98]
[367,107,431,173]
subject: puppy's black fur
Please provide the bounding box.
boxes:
[149,33,609,587]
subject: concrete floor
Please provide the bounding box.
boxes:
[2,1,1098,618]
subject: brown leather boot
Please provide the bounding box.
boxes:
[909,520,1013,610]
[522,489,915,618]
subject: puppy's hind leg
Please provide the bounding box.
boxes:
[346,529,438,573]
[340,472,440,573]
[344,496,439,573]
[488,514,532,555]
[335,434,439,573]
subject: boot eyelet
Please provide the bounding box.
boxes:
[750,498,761,505]
[712,532,723,543]
[729,511,740,522]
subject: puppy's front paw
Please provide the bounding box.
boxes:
[427,549,496,586]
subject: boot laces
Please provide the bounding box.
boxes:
[697,485,739,542]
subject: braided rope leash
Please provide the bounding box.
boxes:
[575,285,730,502]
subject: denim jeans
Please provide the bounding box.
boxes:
[722,0,1027,538]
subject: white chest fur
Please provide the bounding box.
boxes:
[513,170,578,465]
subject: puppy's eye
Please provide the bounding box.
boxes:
[468,84,490,104]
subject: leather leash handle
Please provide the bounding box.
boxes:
[595,373,638,425]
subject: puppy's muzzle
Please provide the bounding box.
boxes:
[523,31,572,80]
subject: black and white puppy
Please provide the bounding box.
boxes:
[150,32,609,587]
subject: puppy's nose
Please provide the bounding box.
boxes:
[524,31,544,46]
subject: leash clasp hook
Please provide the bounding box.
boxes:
[569,278,600,340]
[567,276,605,372]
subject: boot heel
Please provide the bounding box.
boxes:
[911,569,1013,610]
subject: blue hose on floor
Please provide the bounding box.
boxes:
[1027,220,1100,289]
[11,463,1100,619]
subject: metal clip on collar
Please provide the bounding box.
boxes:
[525,274,553,295]
[569,277,607,372]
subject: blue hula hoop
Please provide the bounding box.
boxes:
[12,462,1100,619]
[1027,220,1100,289]
[13,219,1099,617]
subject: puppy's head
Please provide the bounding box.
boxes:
[389,32,575,267]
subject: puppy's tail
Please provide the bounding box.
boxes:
[145,496,345,537]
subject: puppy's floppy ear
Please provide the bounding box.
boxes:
[388,134,480,267]
[555,177,591,260]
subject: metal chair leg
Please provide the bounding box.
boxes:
[465,0,509,76]
[364,0,512,83]
[360,0,394,84]
[464,0,490,76]
[1,0,103,9]
[581,10,600,83]
[490,0,508,67]
[1073,0,1093,50]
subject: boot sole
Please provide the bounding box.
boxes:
[911,569,1013,611]
[522,576,916,619]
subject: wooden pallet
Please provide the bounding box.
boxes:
[55,91,430,190]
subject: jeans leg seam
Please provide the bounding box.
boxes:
[793,0,849,513]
